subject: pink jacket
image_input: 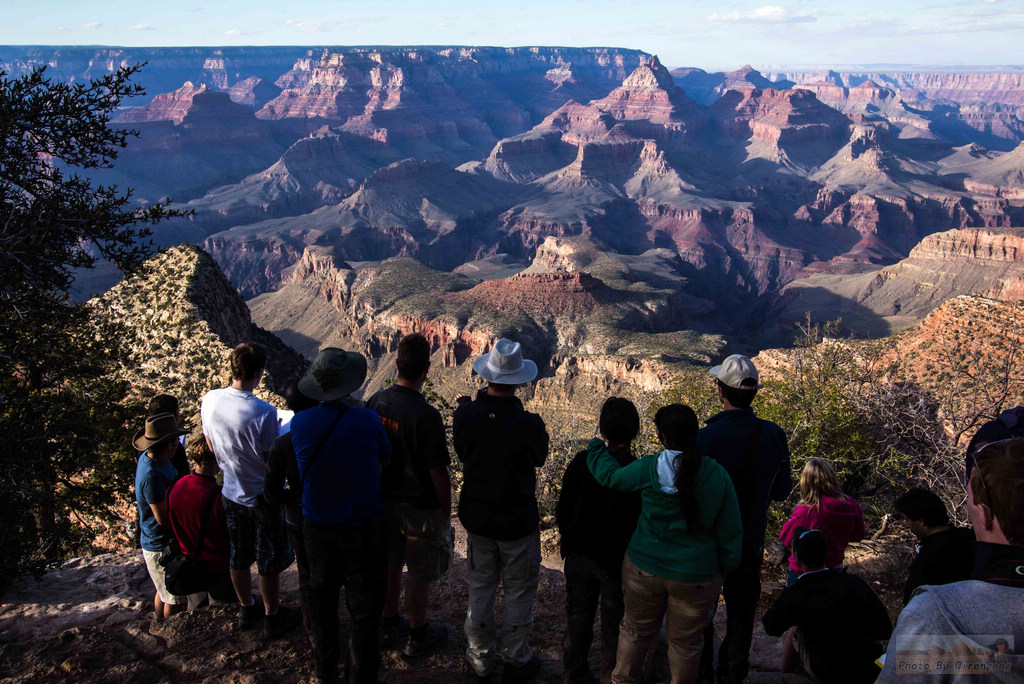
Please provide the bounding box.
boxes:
[780,495,865,572]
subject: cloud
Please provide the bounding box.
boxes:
[284,19,337,32]
[84,21,102,29]
[224,28,242,36]
[708,5,816,24]
[130,23,156,31]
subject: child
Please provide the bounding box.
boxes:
[763,528,891,682]
[780,458,865,586]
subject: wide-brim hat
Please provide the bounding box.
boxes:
[472,338,538,385]
[709,353,761,390]
[298,347,368,402]
[133,412,188,452]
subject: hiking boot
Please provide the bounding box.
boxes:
[380,613,410,649]
[238,602,262,630]
[402,622,449,658]
[263,606,291,640]
[503,654,542,682]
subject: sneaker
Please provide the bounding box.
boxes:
[380,613,410,649]
[238,602,262,630]
[503,654,542,682]
[263,606,291,640]
[402,622,449,658]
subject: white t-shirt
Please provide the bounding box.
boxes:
[201,387,279,507]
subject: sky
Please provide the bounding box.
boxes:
[2,0,1023,71]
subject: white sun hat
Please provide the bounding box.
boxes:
[472,338,538,385]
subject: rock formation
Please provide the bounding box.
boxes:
[88,244,306,419]
[774,227,1024,337]
[248,244,724,423]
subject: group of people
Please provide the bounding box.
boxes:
[132,337,1024,683]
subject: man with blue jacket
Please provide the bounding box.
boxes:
[291,348,392,684]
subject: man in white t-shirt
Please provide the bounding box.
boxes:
[201,341,293,638]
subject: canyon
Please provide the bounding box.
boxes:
[4,45,1024,405]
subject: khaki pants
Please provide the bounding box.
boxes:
[464,530,541,677]
[613,556,721,684]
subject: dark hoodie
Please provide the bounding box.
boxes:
[780,495,865,572]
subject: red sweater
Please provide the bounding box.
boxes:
[168,473,230,574]
[780,496,865,572]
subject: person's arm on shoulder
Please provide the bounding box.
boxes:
[770,428,793,502]
[713,467,743,574]
[586,438,648,491]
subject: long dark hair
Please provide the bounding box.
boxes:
[655,404,701,530]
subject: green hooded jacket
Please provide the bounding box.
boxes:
[586,438,743,583]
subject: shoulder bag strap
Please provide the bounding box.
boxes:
[307,404,349,470]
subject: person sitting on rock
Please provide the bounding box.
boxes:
[894,488,974,605]
[779,457,865,586]
[167,431,235,605]
[763,528,892,683]
[557,397,642,684]
[133,413,189,620]
[879,438,1024,681]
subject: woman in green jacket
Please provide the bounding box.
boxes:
[587,403,742,684]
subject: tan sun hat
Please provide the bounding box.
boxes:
[133,413,188,452]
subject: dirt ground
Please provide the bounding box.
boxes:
[0,521,910,683]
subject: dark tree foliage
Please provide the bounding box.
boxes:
[0,64,183,591]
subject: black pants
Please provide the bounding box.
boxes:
[305,519,387,683]
[699,545,762,684]
[563,553,625,683]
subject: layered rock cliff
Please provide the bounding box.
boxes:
[774,227,1024,338]
[248,245,725,421]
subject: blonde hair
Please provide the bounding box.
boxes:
[798,457,845,508]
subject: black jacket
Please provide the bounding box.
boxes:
[697,407,791,554]
[903,526,975,605]
[763,569,892,683]
[454,389,549,540]
[556,445,641,577]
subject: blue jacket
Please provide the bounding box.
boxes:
[697,407,791,552]
[292,403,392,527]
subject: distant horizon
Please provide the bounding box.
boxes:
[1,43,1022,76]
[4,0,1022,70]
